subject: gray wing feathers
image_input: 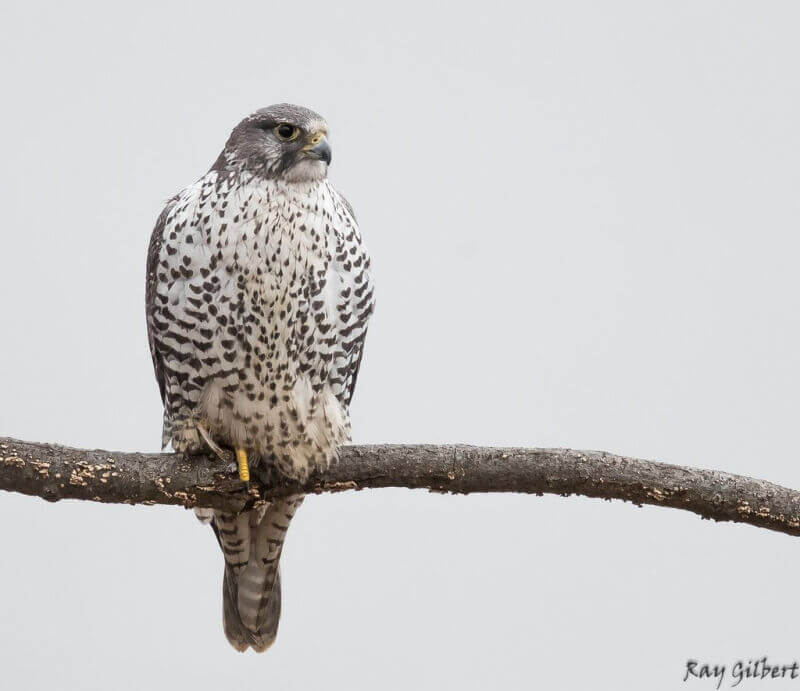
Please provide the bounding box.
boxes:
[145,201,176,406]
[331,187,373,409]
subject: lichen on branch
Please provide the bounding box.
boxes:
[2,436,800,538]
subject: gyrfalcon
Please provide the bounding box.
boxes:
[145,104,375,651]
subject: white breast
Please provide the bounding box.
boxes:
[151,171,373,479]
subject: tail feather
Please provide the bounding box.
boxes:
[222,562,282,652]
[237,562,277,633]
[209,497,303,652]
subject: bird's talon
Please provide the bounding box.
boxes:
[196,422,230,464]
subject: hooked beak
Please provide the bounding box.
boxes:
[303,132,332,165]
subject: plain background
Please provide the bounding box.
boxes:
[1,1,799,689]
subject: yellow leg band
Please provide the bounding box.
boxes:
[236,449,250,482]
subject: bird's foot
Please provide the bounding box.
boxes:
[196,422,231,464]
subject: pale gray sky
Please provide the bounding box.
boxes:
[1,1,799,689]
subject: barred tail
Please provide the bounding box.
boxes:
[208,497,304,652]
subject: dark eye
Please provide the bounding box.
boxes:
[274,124,299,141]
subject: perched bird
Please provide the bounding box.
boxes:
[145,104,375,651]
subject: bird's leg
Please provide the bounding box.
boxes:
[236,448,250,483]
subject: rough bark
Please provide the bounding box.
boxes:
[1,436,799,537]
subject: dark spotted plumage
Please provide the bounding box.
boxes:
[145,104,374,651]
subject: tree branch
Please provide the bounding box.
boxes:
[2,436,799,537]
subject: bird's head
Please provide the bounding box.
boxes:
[214,104,332,183]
